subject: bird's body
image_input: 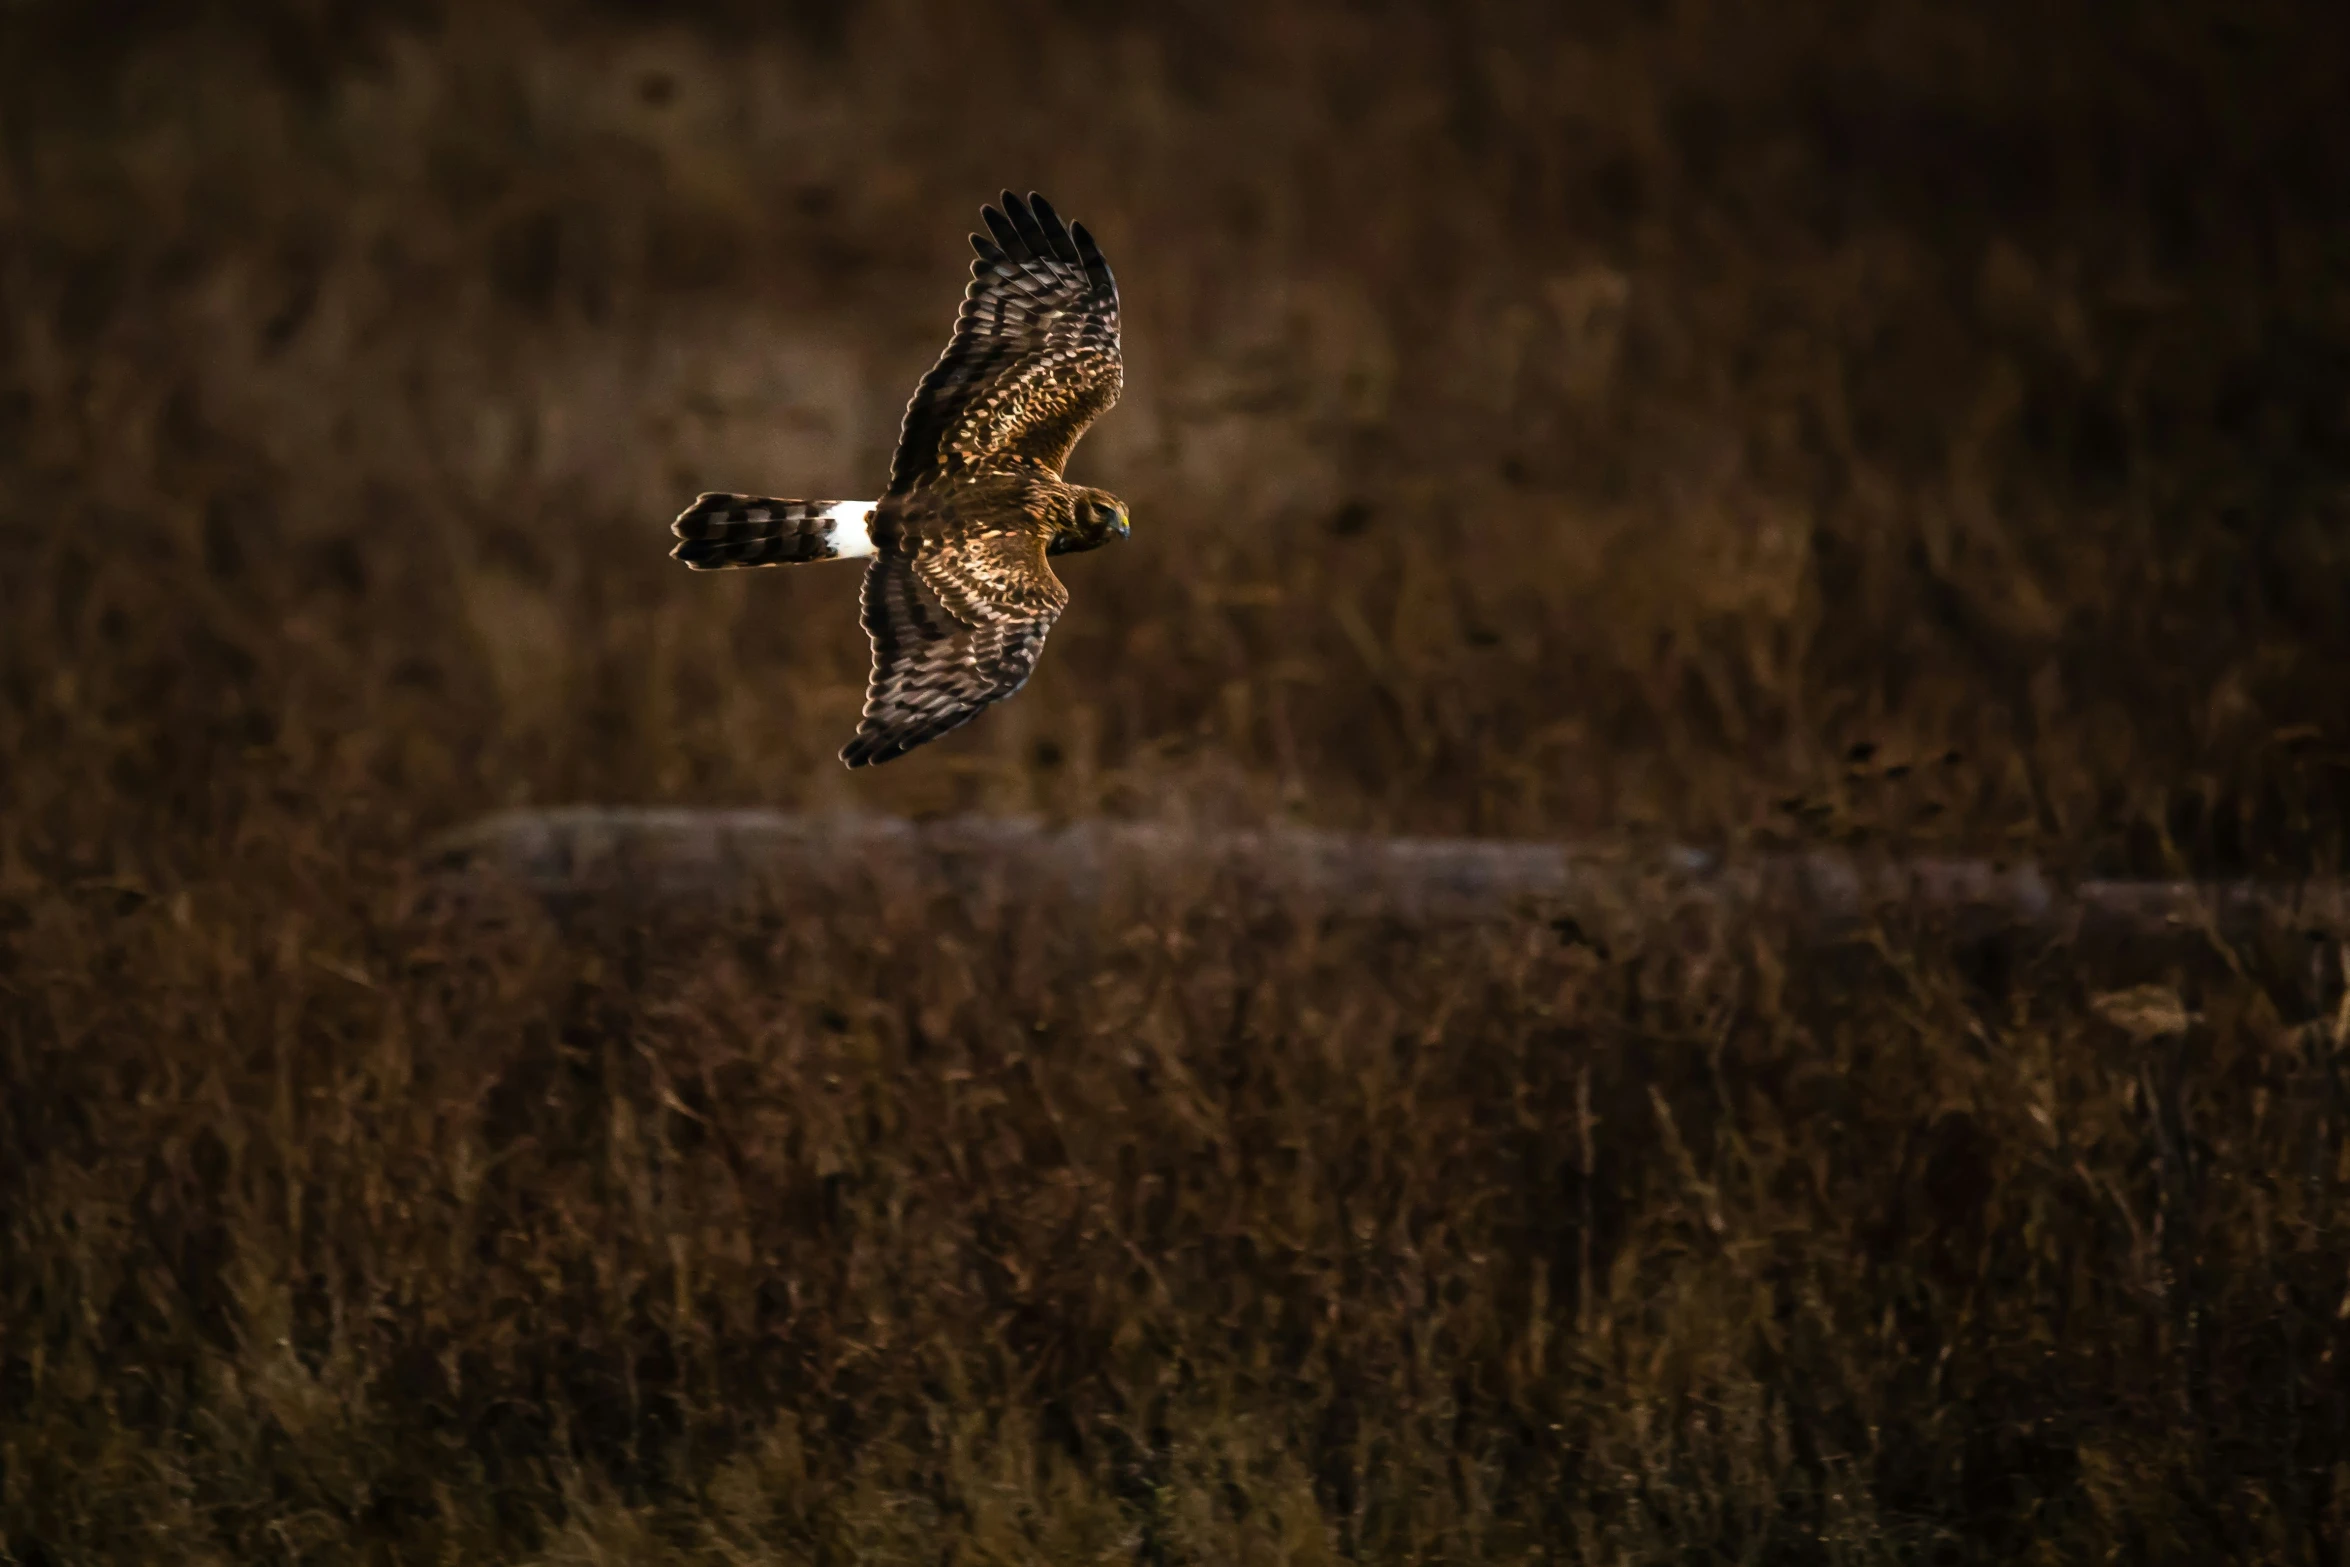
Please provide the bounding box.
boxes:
[669,191,1129,768]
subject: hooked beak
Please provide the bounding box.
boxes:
[1116,513,1131,540]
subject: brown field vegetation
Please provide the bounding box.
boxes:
[5,0,2350,1559]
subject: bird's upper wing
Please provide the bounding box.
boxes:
[884,191,1122,494]
[841,515,1069,768]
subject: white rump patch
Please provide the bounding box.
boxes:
[823,501,879,559]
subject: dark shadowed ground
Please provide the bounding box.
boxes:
[4,0,2350,1559]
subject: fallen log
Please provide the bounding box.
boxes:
[426,807,2350,955]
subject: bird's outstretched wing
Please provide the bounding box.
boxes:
[885,191,1122,494]
[841,523,1069,768]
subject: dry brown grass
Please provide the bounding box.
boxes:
[5,0,2350,1559]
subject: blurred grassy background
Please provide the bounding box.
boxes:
[4,0,2350,1560]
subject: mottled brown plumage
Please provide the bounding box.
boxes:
[667,190,1129,767]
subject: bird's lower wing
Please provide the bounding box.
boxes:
[842,530,1067,768]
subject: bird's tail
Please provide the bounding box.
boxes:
[669,494,878,570]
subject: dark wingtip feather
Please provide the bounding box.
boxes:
[981,203,1022,256]
[1002,189,1051,254]
[1070,221,1115,291]
[1027,193,1082,264]
[970,232,1008,266]
[993,190,1028,250]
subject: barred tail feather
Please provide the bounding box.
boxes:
[670,495,877,570]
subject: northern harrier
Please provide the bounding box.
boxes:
[669,190,1129,768]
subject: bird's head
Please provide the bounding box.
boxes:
[1054,487,1131,555]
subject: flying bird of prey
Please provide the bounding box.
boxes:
[669,190,1129,768]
